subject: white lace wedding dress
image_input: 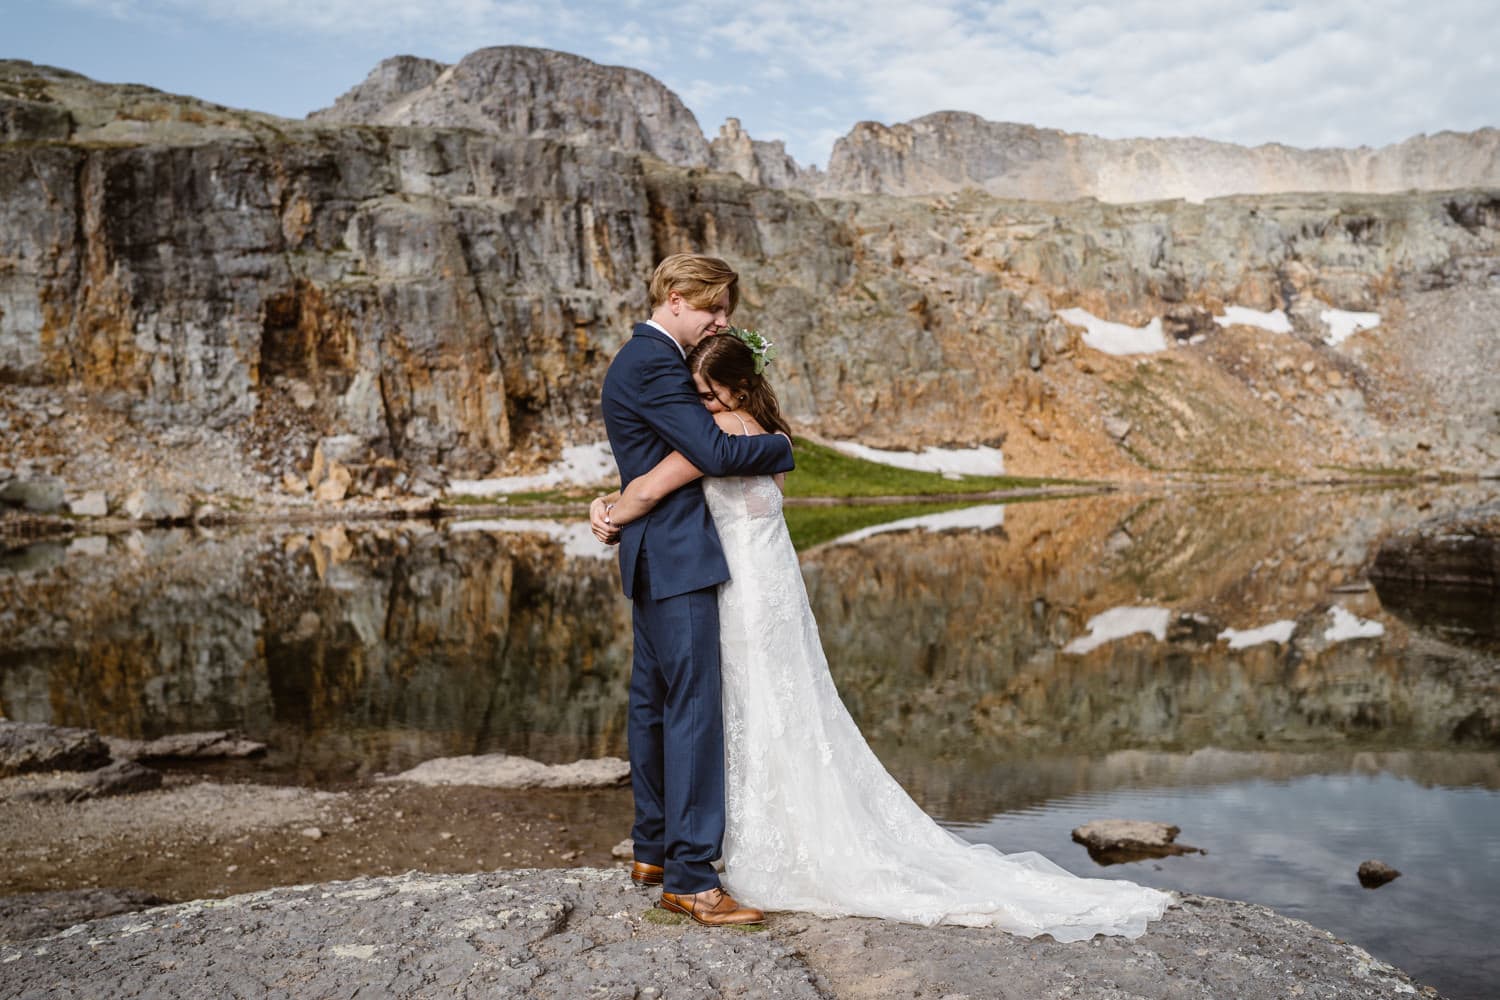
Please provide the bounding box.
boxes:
[703,471,1173,941]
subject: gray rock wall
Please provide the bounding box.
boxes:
[816,110,1500,203]
[0,114,654,475]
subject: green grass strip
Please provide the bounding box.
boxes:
[782,437,1058,498]
[447,436,1069,510]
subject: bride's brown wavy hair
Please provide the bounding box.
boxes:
[687,334,793,439]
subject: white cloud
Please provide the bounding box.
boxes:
[676,78,754,110]
[61,0,561,44]
[604,23,654,63]
[682,0,1500,161]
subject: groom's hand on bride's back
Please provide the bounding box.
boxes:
[589,496,621,545]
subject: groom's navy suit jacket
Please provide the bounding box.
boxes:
[601,324,794,600]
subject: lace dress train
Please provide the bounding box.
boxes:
[703,473,1172,941]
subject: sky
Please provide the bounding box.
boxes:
[6,0,1498,167]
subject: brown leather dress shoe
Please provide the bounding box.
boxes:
[658,887,765,926]
[630,861,664,886]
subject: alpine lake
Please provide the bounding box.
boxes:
[2,481,1497,999]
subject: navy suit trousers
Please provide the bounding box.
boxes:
[628,547,725,894]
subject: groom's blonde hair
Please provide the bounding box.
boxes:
[649,253,739,314]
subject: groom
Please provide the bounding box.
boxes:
[591,253,793,926]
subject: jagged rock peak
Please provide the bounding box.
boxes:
[708,116,813,189]
[307,55,446,122]
[310,46,711,168]
[821,110,1500,202]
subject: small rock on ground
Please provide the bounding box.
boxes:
[0,721,110,778]
[121,487,192,522]
[0,478,66,514]
[7,759,163,803]
[67,491,108,517]
[105,731,266,761]
[378,754,630,789]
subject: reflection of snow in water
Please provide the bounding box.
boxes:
[1063,606,1172,654]
[1065,606,1383,654]
[1319,308,1381,347]
[1219,620,1296,649]
[448,519,613,560]
[1056,307,1168,355]
[826,441,1005,477]
[827,505,1007,546]
[449,442,616,496]
[1213,306,1293,334]
[1324,605,1385,642]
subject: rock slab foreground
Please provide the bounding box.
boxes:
[0,868,1439,999]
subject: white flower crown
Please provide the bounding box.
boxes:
[723,326,778,375]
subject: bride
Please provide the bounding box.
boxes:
[591,331,1171,941]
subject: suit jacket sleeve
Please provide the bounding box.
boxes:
[635,351,794,478]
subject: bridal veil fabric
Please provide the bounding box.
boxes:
[703,473,1172,942]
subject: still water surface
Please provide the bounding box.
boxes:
[1,483,1496,998]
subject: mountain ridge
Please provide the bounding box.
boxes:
[312,48,1500,204]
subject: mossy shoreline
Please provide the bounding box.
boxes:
[2,433,1483,553]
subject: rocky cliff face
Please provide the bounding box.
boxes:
[814,112,1500,203]
[1,51,1497,507]
[1,57,669,490]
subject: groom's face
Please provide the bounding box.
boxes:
[672,289,732,349]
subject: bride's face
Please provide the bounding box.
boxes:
[693,371,736,412]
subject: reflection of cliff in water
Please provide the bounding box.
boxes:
[0,485,1496,784]
[0,525,633,781]
[808,486,1500,756]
